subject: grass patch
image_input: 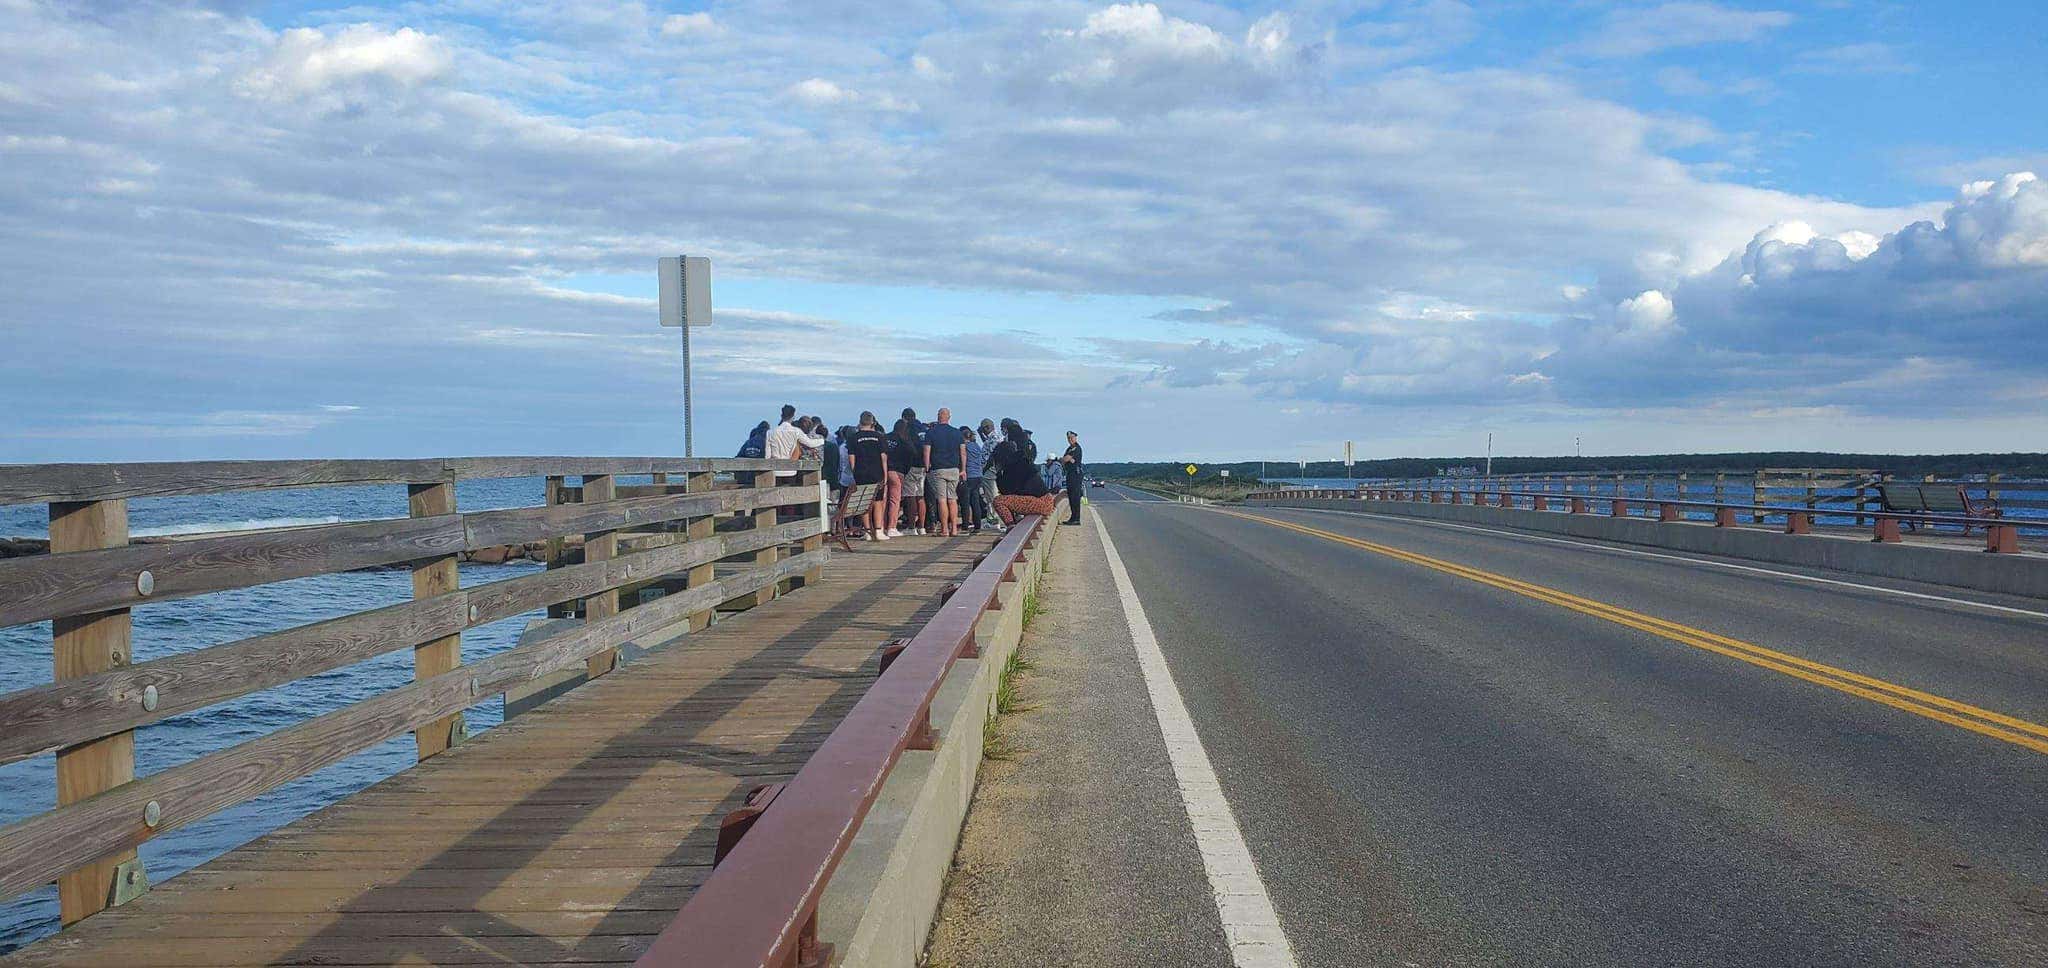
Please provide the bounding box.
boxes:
[981,635,1038,761]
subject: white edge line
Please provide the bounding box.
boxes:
[1254,503,2048,621]
[1090,507,1301,967]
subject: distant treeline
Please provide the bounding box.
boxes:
[1098,452,2048,481]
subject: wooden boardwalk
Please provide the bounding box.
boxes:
[6,534,996,967]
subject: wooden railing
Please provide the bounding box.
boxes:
[1247,485,2027,553]
[1301,468,2045,528]
[0,456,825,926]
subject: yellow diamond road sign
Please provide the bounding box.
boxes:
[1185,464,1198,476]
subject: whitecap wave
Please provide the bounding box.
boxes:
[132,515,353,537]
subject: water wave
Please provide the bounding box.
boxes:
[131,515,353,537]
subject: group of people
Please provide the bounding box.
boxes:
[740,405,1085,541]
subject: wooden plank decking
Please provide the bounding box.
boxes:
[5,534,996,967]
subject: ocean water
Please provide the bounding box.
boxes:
[0,478,560,953]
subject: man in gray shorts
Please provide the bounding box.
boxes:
[924,407,969,537]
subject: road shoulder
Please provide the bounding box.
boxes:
[922,506,1232,967]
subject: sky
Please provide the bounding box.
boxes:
[1,0,2045,465]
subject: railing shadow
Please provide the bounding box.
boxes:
[267,538,982,966]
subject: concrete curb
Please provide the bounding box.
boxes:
[1248,497,2048,601]
[816,502,1064,966]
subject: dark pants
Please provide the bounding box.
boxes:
[960,477,982,528]
[1065,474,1084,522]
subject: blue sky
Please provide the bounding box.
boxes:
[2,1,2045,465]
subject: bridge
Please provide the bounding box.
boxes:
[2,463,2044,966]
[0,458,1058,967]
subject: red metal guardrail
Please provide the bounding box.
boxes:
[636,512,1051,967]
[1248,487,2025,554]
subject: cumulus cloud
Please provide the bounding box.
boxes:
[1531,172,2048,412]
[239,25,449,103]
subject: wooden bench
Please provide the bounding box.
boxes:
[1876,483,2000,532]
[829,483,879,551]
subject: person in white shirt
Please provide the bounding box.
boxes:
[764,404,825,478]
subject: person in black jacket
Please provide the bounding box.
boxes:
[989,420,1057,525]
[1059,430,1084,524]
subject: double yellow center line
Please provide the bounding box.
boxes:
[1218,509,2048,756]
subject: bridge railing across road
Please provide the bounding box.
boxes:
[0,456,824,929]
[1249,485,2027,554]
[638,510,1053,968]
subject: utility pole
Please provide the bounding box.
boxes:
[1485,433,1493,478]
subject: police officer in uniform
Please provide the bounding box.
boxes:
[1060,431,1084,524]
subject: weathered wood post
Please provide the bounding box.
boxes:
[730,470,778,610]
[582,474,620,677]
[544,475,571,619]
[790,467,824,591]
[686,470,718,631]
[49,498,137,924]
[408,481,464,759]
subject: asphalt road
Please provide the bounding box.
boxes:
[1093,499,2048,967]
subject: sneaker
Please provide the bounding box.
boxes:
[864,532,876,542]
[885,529,901,538]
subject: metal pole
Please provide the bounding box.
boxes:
[680,319,694,457]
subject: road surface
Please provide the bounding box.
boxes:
[935,491,2048,967]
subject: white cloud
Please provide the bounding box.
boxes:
[1615,289,1677,336]
[1792,42,1916,75]
[785,77,851,106]
[1575,2,1793,58]
[660,13,721,39]
[239,25,449,102]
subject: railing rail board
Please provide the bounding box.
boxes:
[0,455,827,927]
[0,485,816,628]
[0,519,820,765]
[0,544,826,902]
[0,457,813,506]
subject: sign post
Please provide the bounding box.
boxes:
[658,255,713,456]
[1344,440,1355,480]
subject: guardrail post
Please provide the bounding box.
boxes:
[1569,496,1586,514]
[1611,498,1629,518]
[1659,502,1680,522]
[582,474,621,677]
[1873,518,1903,543]
[1785,511,1813,535]
[1713,506,1737,528]
[1531,495,1548,512]
[48,498,137,924]
[543,475,571,618]
[685,470,717,631]
[1986,523,2019,554]
[408,481,465,759]
[786,468,823,592]
[1428,490,1440,504]
[730,470,779,610]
